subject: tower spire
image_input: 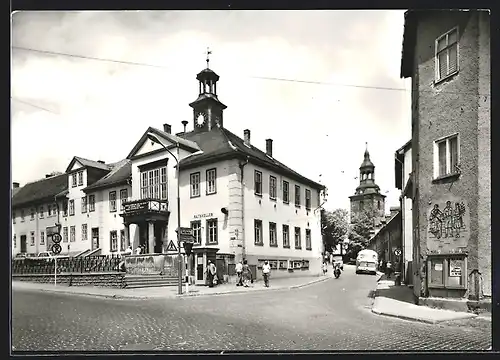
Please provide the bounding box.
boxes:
[205,47,212,69]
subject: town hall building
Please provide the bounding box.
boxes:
[12,59,326,283]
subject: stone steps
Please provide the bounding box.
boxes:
[124,274,179,289]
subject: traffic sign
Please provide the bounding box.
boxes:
[394,248,401,256]
[178,227,193,236]
[166,240,178,252]
[51,243,62,255]
[52,233,62,244]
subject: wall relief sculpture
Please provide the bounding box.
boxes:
[427,198,469,252]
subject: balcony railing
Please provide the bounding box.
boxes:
[122,198,169,214]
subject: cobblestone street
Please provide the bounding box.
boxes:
[12,266,491,351]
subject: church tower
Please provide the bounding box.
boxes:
[349,143,386,227]
[188,48,227,132]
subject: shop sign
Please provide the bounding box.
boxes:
[124,201,149,212]
[194,213,213,219]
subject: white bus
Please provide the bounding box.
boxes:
[355,249,378,275]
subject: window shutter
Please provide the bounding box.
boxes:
[438,52,447,79]
[438,141,447,176]
[448,44,458,73]
[110,231,113,252]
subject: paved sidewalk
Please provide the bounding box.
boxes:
[12,274,332,300]
[371,276,477,324]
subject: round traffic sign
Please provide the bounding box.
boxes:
[394,248,401,256]
[52,233,62,244]
[51,243,62,255]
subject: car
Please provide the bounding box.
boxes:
[355,249,378,275]
[332,256,344,271]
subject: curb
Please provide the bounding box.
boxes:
[371,307,438,324]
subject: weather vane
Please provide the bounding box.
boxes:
[205,47,212,68]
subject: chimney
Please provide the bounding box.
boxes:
[45,174,52,178]
[244,129,251,146]
[181,120,188,133]
[163,123,172,134]
[97,160,105,164]
[265,139,273,157]
[13,182,19,189]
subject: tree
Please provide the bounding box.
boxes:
[321,208,349,254]
[346,209,377,260]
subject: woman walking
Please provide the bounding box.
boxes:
[241,259,253,287]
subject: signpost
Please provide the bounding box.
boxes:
[177,227,194,294]
[50,232,62,286]
[394,248,401,256]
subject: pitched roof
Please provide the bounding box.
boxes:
[83,159,131,192]
[65,156,112,173]
[12,174,69,208]
[179,127,324,190]
[127,127,201,159]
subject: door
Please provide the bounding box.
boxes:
[91,228,99,250]
[20,235,27,253]
[154,223,163,254]
[196,254,204,281]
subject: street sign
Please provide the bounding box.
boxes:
[394,248,401,256]
[166,240,178,252]
[178,227,193,236]
[51,243,62,255]
[52,233,62,244]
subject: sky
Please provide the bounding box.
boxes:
[11,10,411,213]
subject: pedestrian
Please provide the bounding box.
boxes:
[235,260,243,286]
[262,260,271,287]
[242,259,252,287]
[135,245,142,255]
[206,260,217,287]
[322,261,328,275]
[386,261,393,279]
[124,246,133,256]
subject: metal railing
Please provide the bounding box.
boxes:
[12,254,123,275]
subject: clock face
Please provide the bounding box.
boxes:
[196,113,206,127]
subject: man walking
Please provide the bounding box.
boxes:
[262,260,271,287]
[235,260,243,286]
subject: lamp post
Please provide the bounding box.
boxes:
[147,134,183,295]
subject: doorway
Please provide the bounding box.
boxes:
[91,228,99,250]
[20,235,27,253]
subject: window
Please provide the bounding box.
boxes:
[283,225,290,248]
[254,219,263,245]
[360,200,364,211]
[190,172,200,197]
[63,200,68,217]
[12,211,16,224]
[378,200,381,210]
[269,222,277,247]
[295,185,301,207]
[434,134,459,178]
[436,27,458,82]
[120,189,128,211]
[140,166,167,200]
[88,195,95,212]
[305,189,311,210]
[191,220,202,245]
[70,226,76,242]
[30,231,35,246]
[110,230,118,252]
[283,181,289,203]
[254,170,262,195]
[40,231,45,245]
[82,224,88,241]
[109,191,117,212]
[13,235,16,248]
[69,200,75,216]
[48,205,52,217]
[21,209,25,222]
[206,168,217,195]
[72,174,77,187]
[31,208,35,220]
[206,219,218,245]
[294,227,301,249]
[63,227,68,243]
[269,176,277,200]
[120,230,125,251]
[78,170,84,186]
[305,229,312,250]
[81,196,87,213]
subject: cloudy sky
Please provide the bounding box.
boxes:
[11,10,411,213]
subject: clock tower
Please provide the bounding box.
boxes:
[188,48,227,132]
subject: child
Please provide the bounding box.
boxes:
[322,262,328,275]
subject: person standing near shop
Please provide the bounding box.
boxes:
[262,260,271,287]
[235,260,243,286]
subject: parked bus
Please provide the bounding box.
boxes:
[355,249,378,275]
